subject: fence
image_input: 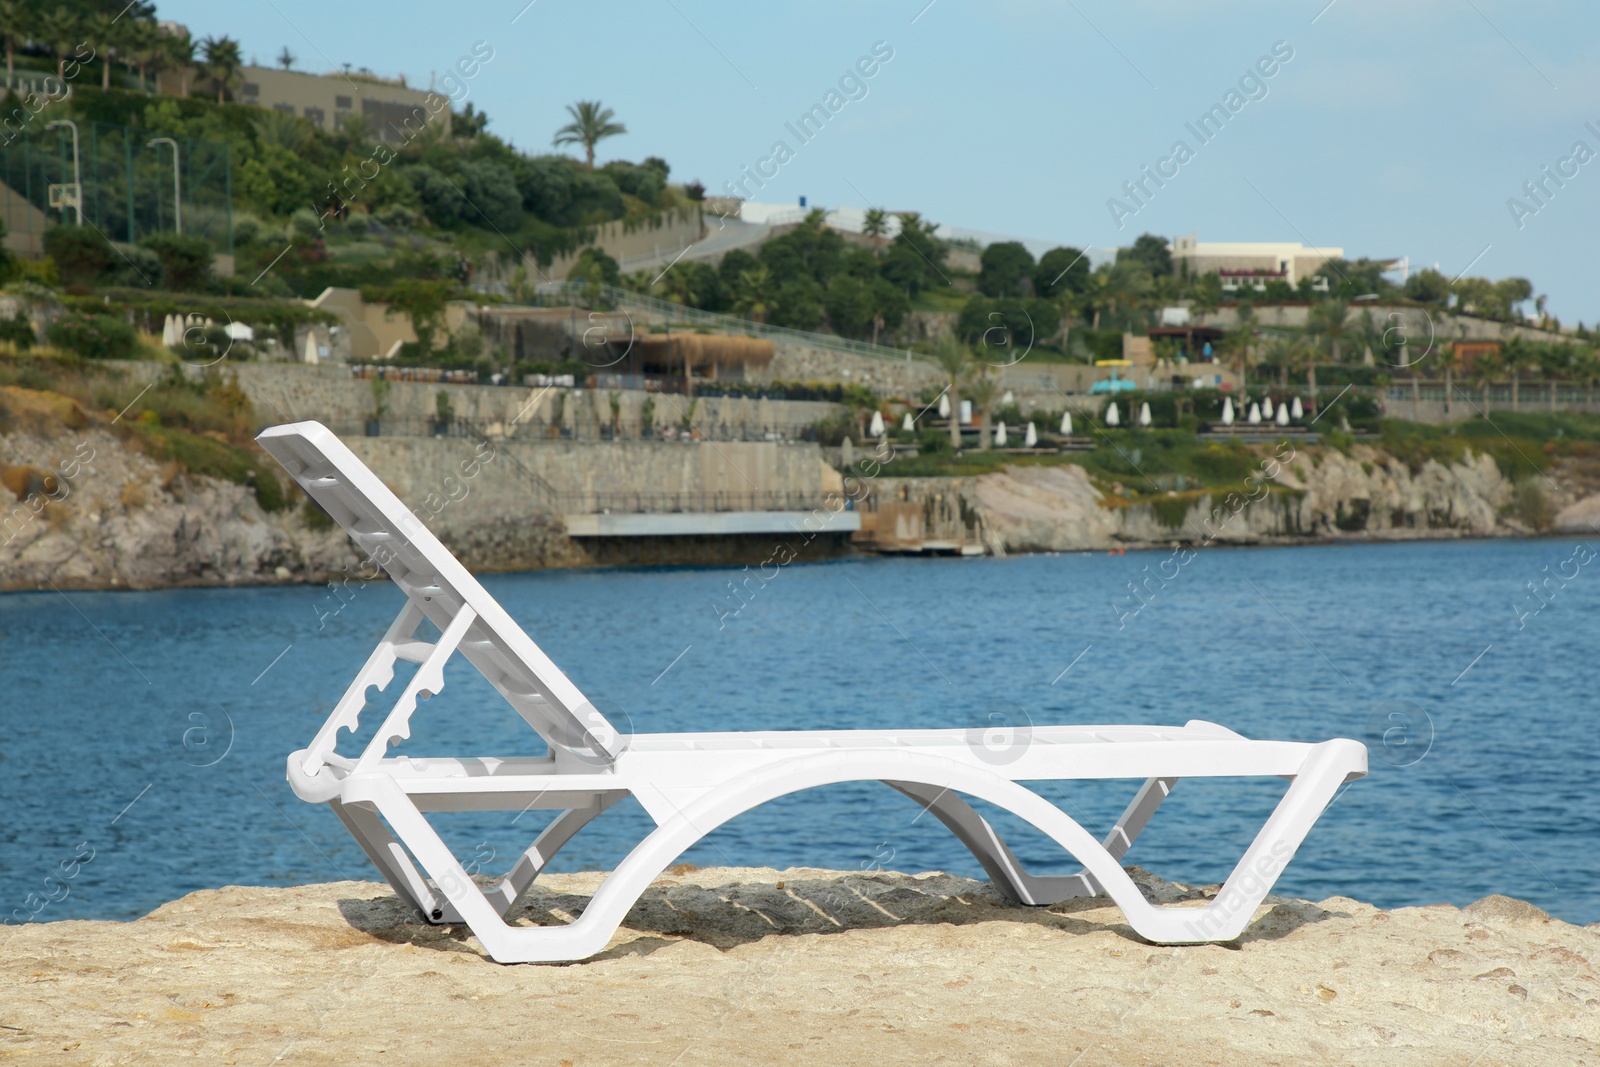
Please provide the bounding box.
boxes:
[0,119,231,254]
[536,281,929,366]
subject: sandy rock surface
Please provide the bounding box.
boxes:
[3,866,1595,1066]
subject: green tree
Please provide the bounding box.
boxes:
[553,100,626,168]
[1403,268,1451,305]
[976,241,1035,298]
[375,278,454,355]
[1116,233,1172,277]
[880,212,947,298]
[1189,272,1223,317]
[1033,246,1090,300]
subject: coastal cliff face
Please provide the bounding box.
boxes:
[6,408,1595,592]
[2,867,1593,1066]
[0,424,360,591]
[916,445,1569,555]
[0,422,577,591]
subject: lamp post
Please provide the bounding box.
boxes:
[147,136,181,234]
[45,120,81,225]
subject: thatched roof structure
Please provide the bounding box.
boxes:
[633,333,774,369]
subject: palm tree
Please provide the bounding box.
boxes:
[862,208,889,255]
[252,109,314,153]
[1435,341,1460,417]
[1305,297,1352,414]
[201,35,243,103]
[1083,267,1115,329]
[165,27,196,97]
[930,336,970,451]
[0,0,32,91]
[657,264,698,307]
[553,100,626,168]
[1307,297,1351,359]
[37,5,82,78]
[1498,335,1538,412]
[731,266,773,323]
[89,7,127,89]
[276,46,296,71]
[1228,302,1260,390]
[126,15,163,91]
[965,368,1001,450]
[1469,345,1499,414]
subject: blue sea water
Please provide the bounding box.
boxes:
[2,538,1596,927]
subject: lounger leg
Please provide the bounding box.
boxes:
[328,798,443,921]
[886,777,1178,906]
[484,792,628,916]
[1074,776,1179,896]
[885,781,1040,903]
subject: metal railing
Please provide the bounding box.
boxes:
[303,415,827,444]
[556,489,829,515]
[536,281,929,365]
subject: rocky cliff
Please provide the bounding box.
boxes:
[884,443,1586,556]
[2,867,1593,1065]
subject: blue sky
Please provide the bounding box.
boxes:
[161,0,1599,322]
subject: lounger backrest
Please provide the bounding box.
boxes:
[257,421,622,763]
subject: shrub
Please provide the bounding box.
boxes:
[0,310,35,351]
[139,232,215,291]
[46,312,137,360]
[42,225,111,286]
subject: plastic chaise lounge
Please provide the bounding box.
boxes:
[258,420,1368,964]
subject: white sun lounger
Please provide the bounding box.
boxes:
[258,421,1367,963]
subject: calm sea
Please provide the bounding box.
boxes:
[3,539,1596,926]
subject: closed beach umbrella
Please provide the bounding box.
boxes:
[1222,396,1235,426]
[161,314,177,346]
[1276,403,1290,426]
[995,421,1008,446]
[869,410,885,437]
[1106,402,1120,427]
[1060,411,1073,435]
[1248,402,1262,424]
[939,393,951,418]
[1291,396,1304,420]
[1002,390,1015,405]
[1025,421,1037,447]
[902,412,915,432]
[1263,397,1275,419]
[1138,402,1152,427]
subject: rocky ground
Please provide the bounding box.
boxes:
[2,866,1594,1066]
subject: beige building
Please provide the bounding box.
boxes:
[237,67,446,142]
[1170,233,1343,288]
